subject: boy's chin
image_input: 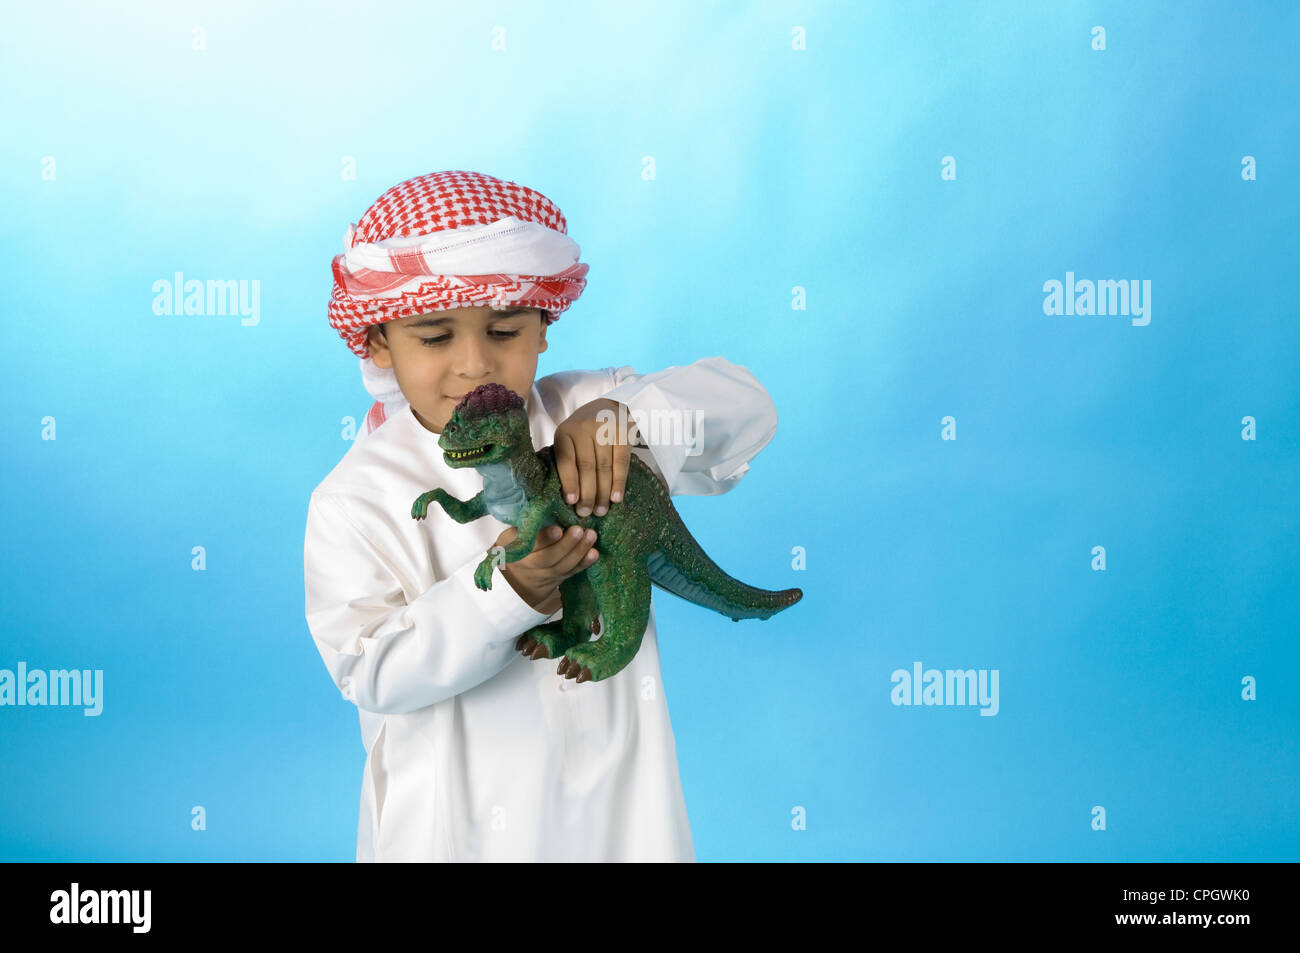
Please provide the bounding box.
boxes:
[409,405,447,435]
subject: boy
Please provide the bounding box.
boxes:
[304,170,780,861]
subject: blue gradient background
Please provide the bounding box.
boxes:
[2,1,1297,862]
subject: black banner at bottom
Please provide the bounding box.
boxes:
[1,861,1283,938]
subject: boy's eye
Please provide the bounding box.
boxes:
[420,329,521,347]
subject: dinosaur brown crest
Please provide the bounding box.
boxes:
[454,383,525,421]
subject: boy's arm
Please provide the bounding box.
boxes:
[304,492,554,715]
[597,356,779,497]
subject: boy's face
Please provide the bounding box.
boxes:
[366,305,548,434]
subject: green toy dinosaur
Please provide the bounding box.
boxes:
[411,382,802,684]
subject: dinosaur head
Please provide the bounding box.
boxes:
[437,383,532,469]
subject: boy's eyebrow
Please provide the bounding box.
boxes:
[405,307,527,328]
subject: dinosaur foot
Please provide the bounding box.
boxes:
[556,656,594,684]
[557,641,628,683]
[515,634,551,660]
[515,626,587,662]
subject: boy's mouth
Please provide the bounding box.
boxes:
[447,444,492,461]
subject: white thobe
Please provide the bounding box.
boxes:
[303,356,779,862]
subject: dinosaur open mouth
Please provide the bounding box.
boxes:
[447,444,493,461]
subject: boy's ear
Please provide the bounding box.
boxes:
[366,324,393,368]
[537,311,548,354]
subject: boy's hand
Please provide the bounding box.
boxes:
[495,524,599,611]
[553,397,644,517]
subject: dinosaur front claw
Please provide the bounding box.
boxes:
[473,557,495,590]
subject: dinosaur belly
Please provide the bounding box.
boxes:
[479,462,528,524]
[477,461,558,529]
[486,497,523,524]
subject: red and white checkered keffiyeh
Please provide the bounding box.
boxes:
[327,170,589,435]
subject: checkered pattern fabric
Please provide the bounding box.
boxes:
[327,170,588,357]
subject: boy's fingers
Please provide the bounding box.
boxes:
[573,439,598,515]
[554,433,580,506]
[533,526,590,569]
[594,449,613,515]
[533,525,562,551]
[526,535,566,570]
[609,442,631,506]
[567,550,599,578]
[559,532,599,575]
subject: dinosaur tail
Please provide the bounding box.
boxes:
[647,504,803,622]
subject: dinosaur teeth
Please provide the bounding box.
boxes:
[448,444,492,460]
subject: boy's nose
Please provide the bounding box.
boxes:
[452,341,491,376]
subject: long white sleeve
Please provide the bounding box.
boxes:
[303,492,554,716]
[599,356,779,496]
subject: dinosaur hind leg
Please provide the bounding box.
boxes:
[557,556,651,684]
[516,569,600,661]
